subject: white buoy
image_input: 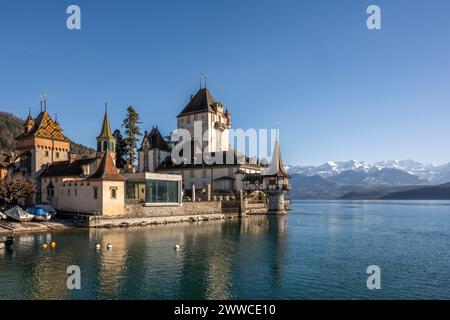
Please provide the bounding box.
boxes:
[95,243,101,250]
[106,244,112,250]
[174,244,180,250]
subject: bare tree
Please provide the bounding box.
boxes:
[0,175,36,205]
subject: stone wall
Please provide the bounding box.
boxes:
[124,201,222,218]
[82,201,227,228]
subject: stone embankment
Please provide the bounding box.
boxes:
[0,219,74,235]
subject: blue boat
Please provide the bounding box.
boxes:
[26,207,51,221]
[26,207,47,216]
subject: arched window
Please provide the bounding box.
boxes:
[97,141,101,152]
[111,142,115,152]
[103,141,108,152]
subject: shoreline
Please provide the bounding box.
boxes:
[0,212,243,236]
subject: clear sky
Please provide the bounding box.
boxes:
[1,0,450,166]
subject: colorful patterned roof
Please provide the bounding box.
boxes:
[16,111,69,142]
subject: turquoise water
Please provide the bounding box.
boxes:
[1,200,450,300]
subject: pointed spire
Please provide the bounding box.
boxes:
[43,93,47,111]
[97,103,114,139]
[26,108,32,121]
[263,129,290,178]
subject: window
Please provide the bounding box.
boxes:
[45,150,49,157]
[75,188,78,196]
[190,170,194,178]
[47,188,54,198]
[68,189,71,196]
[56,152,60,159]
[97,141,101,152]
[143,150,149,172]
[187,116,191,124]
[93,187,98,199]
[111,188,117,199]
[103,141,108,152]
[145,180,179,203]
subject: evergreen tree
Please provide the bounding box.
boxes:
[122,106,142,166]
[113,129,127,168]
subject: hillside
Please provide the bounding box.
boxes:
[0,111,95,156]
[382,183,450,200]
[0,112,23,153]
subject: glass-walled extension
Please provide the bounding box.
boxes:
[145,180,179,203]
[124,172,182,206]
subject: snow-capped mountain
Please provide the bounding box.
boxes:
[287,160,371,177]
[287,160,450,185]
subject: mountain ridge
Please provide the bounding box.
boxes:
[287,160,450,199]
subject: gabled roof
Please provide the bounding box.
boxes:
[177,88,217,117]
[97,110,115,139]
[88,151,125,181]
[41,158,97,178]
[140,127,171,152]
[15,111,69,142]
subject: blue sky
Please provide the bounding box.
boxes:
[1,0,450,166]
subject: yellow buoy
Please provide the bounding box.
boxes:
[50,242,56,249]
[42,243,48,249]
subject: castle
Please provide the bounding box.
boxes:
[11,86,290,215]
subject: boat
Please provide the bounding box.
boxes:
[4,206,34,222]
[26,207,51,222]
[35,204,57,217]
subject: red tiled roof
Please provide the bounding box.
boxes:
[88,151,125,181]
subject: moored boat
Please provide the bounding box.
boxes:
[4,206,34,222]
[35,204,57,217]
[26,207,51,222]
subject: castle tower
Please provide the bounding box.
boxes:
[96,106,116,161]
[15,103,70,177]
[176,88,231,154]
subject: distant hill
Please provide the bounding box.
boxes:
[382,183,450,200]
[0,112,23,153]
[0,111,95,156]
[339,186,422,200]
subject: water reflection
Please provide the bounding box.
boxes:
[0,216,287,300]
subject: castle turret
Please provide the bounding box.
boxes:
[262,133,291,214]
[96,106,116,161]
[24,109,34,133]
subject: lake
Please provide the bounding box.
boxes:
[1,200,450,300]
